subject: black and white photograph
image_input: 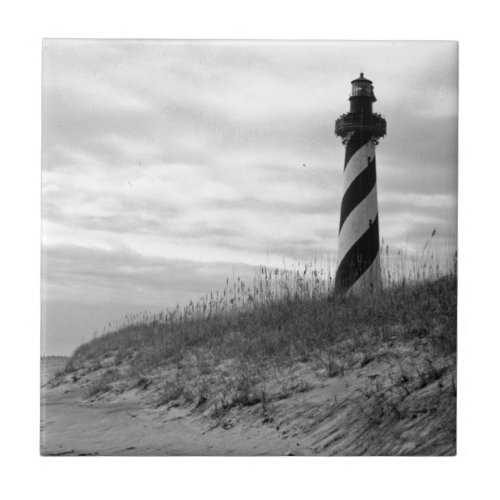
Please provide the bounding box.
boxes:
[40,40,457,456]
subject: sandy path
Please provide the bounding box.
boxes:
[40,388,301,456]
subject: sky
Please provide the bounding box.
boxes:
[41,40,458,355]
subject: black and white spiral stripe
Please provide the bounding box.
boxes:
[335,131,381,294]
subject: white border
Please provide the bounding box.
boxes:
[2,1,499,499]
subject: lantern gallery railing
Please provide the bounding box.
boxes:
[335,112,387,143]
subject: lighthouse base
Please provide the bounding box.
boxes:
[345,252,382,296]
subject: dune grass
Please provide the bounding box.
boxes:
[64,235,456,379]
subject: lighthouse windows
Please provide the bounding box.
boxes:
[351,83,372,97]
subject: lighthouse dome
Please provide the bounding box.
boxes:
[351,72,373,84]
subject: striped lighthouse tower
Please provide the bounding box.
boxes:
[334,73,386,294]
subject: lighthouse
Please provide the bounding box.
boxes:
[334,73,386,294]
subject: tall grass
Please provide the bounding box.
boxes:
[66,233,457,377]
[381,231,457,286]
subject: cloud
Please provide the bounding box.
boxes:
[42,244,259,305]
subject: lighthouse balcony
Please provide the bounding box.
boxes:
[335,112,387,139]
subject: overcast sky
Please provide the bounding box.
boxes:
[41,40,457,355]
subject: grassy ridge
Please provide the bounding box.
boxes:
[55,242,456,454]
[68,273,456,374]
[66,241,456,376]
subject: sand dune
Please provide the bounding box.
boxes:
[40,340,455,456]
